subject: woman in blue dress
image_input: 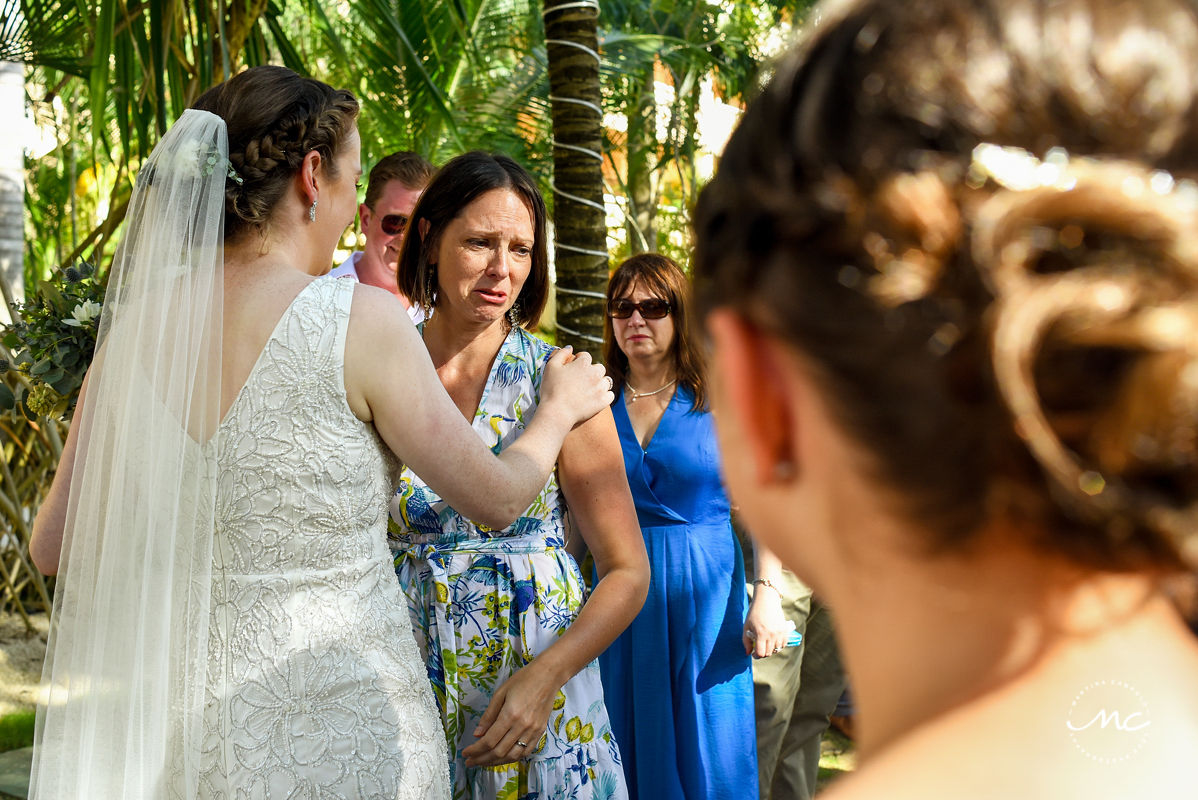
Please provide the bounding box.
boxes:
[599,253,757,799]
[388,151,649,800]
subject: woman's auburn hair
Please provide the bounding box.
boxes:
[603,253,707,413]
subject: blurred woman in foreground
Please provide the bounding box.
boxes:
[693,0,1198,797]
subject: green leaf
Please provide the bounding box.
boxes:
[0,384,14,411]
[263,13,307,75]
[30,358,53,376]
[50,375,78,395]
[89,0,118,146]
[39,281,65,309]
[149,0,167,135]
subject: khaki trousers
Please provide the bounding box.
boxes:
[750,571,845,800]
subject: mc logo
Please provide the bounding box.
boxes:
[1066,680,1151,764]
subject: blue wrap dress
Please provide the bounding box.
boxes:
[599,386,758,799]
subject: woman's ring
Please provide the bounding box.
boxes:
[516,740,529,748]
[603,376,613,391]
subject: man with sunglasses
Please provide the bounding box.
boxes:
[330,150,435,322]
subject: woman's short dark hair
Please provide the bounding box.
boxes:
[397,151,549,327]
[192,66,359,242]
[694,0,1198,572]
[603,254,707,412]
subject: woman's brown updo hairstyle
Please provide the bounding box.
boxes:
[603,253,708,412]
[693,0,1198,572]
[192,66,359,241]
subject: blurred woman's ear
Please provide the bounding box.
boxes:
[705,310,797,488]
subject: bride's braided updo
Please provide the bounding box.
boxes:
[694,0,1198,572]
[192,66,359,241]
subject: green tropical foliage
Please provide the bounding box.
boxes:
[12,0,321,287]
[1,0,812,618]
[601,0,815,264]
[1,0,312,620]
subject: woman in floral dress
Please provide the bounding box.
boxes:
[389,151,649,800]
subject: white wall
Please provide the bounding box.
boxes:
[0,60,26,319]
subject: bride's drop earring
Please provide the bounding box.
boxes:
[308,199,317,222]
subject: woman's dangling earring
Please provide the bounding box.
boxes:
[507,301,520,329]
[308,199,317,222]
[423,268,436,315]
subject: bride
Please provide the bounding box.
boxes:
[26,65,613,799]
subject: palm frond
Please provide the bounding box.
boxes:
[1,0,87,74]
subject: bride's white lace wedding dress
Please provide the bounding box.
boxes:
[198,277,449,798]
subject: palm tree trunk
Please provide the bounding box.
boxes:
[544,0,607,358]
[0,61,25,320]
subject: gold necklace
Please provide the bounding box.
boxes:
[626,378,676,403]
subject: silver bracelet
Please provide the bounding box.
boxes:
[753,578,781,597]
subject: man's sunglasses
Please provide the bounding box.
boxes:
[608,298,672,320]
[378,214,409,236]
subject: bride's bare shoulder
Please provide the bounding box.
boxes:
[345,281,412,334]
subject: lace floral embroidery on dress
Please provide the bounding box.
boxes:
[195,278,450,799]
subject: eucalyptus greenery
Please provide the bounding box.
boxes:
[1,261,103,420]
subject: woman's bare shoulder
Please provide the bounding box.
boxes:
[346,281,408,325]
[822,664,1198,800]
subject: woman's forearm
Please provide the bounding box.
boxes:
[530,564,648,687]
[30,371,91,575]
[752,540,786,595]
[483,402,575,526]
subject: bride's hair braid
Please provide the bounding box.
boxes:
[192,66,359,240]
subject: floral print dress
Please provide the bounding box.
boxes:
[389,327,627,800]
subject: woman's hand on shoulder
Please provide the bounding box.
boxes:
[539,347,614,429]
[343,286,607,528]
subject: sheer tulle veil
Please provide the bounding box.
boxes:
[30,109,226,798]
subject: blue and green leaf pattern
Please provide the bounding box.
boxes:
[389,328,627,800]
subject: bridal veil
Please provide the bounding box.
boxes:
[30,109,226,798]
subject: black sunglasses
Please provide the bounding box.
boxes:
[378,213,409,236]
[608,298,672,320]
